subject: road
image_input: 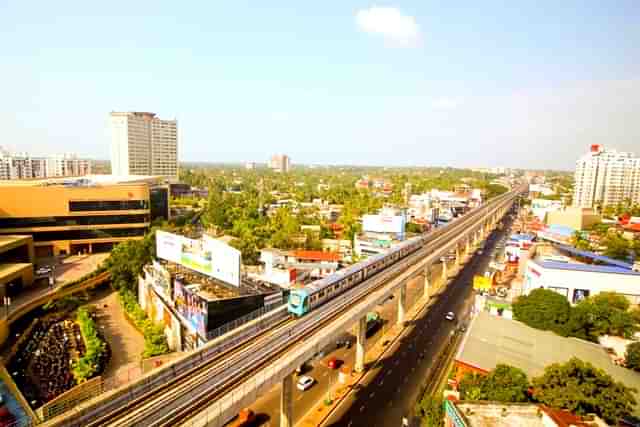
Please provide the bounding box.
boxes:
[322,214,513,427]
[246,263,444,426]
[245,216,511,427]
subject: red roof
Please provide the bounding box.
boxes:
[624,223,640,232]
[288,250,340,262]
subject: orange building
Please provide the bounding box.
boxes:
[0,176,168,257]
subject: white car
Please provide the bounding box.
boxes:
[297,375,314,391]
[445,312,455,321]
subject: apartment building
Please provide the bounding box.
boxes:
[110,112,178,178]
[573,145,640,208]
[0,149,91,180]
[269,154,291,173]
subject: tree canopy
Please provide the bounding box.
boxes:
[512,288,571,336]
[458,365,529,403]
[626,342,640,372]
[531,357,636,424]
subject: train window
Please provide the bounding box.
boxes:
[335,284,340,290]
[319,291,325,298]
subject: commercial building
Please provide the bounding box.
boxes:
[453,311,640,406]
[0,175,168,257]
[110,112,178,178]
[0,148,91,180]
[0,235,34,299]
[545,207,600,231]
[573,144,640,208]
[523,246,640,304]
[443,400,607,427]
[269,154,290,173]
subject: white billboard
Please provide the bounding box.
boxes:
[155,230,241,287]
[362,214,406,235]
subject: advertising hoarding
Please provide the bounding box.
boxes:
[156,231,241,287]
[473,275,492,290]
[362,214,406,238]
[173,279,208,337]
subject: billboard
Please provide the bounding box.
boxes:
[173,279,208,337]
[362,214,406,239]
[473,275,492,290]
[156,231,241,287]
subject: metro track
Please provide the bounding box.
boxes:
[124,191,519,427]
[69,190,518,427]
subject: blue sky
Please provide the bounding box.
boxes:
[1,1,639,169]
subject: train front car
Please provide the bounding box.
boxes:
[287,288,309,316]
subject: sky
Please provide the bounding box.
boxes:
[1,1,639,170]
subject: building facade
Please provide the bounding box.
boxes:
[573,144,640,208]
[0,176,168,257]
[269,154,290,173]
[0,149,91,181]
[110,112,178,178]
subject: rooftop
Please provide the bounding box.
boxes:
[287,250,341,262]
[456,311,640,409]
[535,259,640,276]
[553,244,635,269]
[0,174,163,187]
[0,235,32,254]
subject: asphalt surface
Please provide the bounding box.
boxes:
[245,213,514,427]
[323,214,514,427]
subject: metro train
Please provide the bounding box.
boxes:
[287,191,516,317]
[287,235,425,316]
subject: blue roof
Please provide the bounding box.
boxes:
[554,244,634,269]
[547,224,575,236]
[538,260,640,275]
[509,233,535,241]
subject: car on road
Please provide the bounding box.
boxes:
[297,375,315,391]
[445,312,455,321]
[327,357,342,369]
[35,267,52,275]
[476,250,483,255]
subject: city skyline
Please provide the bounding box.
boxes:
[1,1,638,169]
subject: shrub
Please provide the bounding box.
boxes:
[118,289,169,358]
[73,306,107,382]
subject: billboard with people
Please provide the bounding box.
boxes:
[173,278,208,336]
[156,231,241,286]
[362,214,406,240]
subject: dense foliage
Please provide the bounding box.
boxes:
[118,289,169,358]
[458,365,529,403]
[513,290,637,341]
[531,357,636,424]
[104,230,156,294]
[415,396,444,427]
[626,342,640,371]
[73,307,107,382]
[512,289,571,336]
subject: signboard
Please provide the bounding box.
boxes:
[362,214,406,239]
[156,231,241,287]
[173,279,208,337]
[473,275,492,290]
[444,399,466,427]
[149,261,172,298]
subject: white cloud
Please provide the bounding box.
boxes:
[356,6,421,47]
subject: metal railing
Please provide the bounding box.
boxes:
[206,301,285,341]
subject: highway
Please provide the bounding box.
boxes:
[322,210,514,427]
[44,188,520,427]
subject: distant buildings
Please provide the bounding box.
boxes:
[573,144,640,208]
[269,154,290,173]
[0,148,91,180]
[110,112,178,178]
[245,162,256,170]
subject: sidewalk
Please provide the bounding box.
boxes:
[298,256,469,427]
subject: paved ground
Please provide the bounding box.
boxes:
[88,287,145,387]
[319,214,514,427]
[37,253,109,285]
[243,251,449,426]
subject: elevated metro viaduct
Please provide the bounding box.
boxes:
[42,188,522,427]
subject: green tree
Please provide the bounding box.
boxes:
[531,357,636,424]
[416,396,444,427]
[458,372,487,400]
[626,342,640,372]
[105,230,156,294]
[512,289,571,335]
[566,293,636,341]
[601,232,631,261]
[482,365,529,403]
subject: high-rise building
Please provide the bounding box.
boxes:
[572,144,640,208]
[269,154,290,173]
[0,149,91,180]
[110,112,178,178]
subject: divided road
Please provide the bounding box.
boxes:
[322,215,513,427]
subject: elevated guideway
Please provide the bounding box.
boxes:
[43,186,523,427]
